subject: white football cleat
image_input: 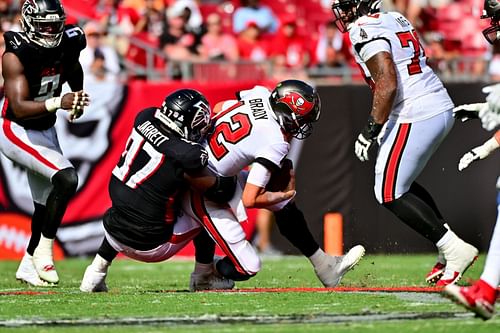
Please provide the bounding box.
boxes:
[315,245,365,287]
[32,236,59,284]
[15,254,52,287]
[437,233,478,286]
[80,265,108,292]
[189,271,235,292]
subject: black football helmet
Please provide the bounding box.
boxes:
[155,89,212,143]
[331,0,381,33]
[269,80,321,140]
[21,0,66,48]
[481,0,500,44]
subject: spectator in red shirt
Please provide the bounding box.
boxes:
[314,20,349,68]
[270,17,310,69]
[237,21,269,62]
[199,13,239,61]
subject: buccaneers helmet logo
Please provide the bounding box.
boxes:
[277,92,314,116]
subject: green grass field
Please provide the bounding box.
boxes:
[0,254,498,332]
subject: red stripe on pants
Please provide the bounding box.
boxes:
[383,123,411,202]
[191,191,247,274]
[2,119,59,171]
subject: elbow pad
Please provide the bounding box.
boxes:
[205,176,237,204]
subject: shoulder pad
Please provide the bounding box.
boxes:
[350,14,386,46]
[180,142,208,170]
[135,107,157,126]
[62,25,86,52]
[3,31,31,53]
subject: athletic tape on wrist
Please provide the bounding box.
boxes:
[45,97,62,112]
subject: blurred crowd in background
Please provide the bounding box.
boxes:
[0,0,498,84]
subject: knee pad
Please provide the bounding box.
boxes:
[51,168,78,196]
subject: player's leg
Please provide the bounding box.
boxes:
[375,113,477,285]
[80,236,118,292]
[190,228,235,291]
[15,202,48,286]
[0,122,75,284]
[187,191,261,282]
[274,202,365,287]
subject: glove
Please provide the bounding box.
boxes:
[483,83,500,115]
[354,133,373,162]
[478,106,500,131]
[458,136,500,171]
[452,103,485,122]
[355,115,383,162]
[69,90,90,122]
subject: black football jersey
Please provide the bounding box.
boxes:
[105,107,208,250]
[2,25,86,130]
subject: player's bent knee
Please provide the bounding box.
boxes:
[216,256,257,281]
[51,167,78,196]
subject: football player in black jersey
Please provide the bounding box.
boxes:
[80,89,237,292]
[0,0,90,286]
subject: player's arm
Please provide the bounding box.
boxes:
[241,159,296,210]
[365,51,398,124]
[2,53,89,120]
[458,129,500,171]
[354,46,397,162]
[184,170,236,204]
[66,61,84,91]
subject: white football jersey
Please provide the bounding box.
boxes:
[205,86,290,176]
[349,12,454,122]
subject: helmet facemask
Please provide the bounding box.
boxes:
[331,0,359,33]
[21,1,66,48]
[481,0,500,44]
[188,100,212,143]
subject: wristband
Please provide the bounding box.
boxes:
[361,115,384,140]
[483,136,500,154]
[45,97,62,112]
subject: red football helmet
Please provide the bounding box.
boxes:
[269,80,321,140]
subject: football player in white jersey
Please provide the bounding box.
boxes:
[442,0,500,320]
[183,80,366,288]
[331,0,478,286]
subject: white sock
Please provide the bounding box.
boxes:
[308,248,328,269]
[436,230,455,248]
[37,235,54,251]
[480,208,500,288]
[91,254,111,272]
[193,262,213,275]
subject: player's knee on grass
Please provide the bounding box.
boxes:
[216,256,257,281]
[51,167,78,198]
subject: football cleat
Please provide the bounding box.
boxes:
[315,245,365,287]
[443,279,497,320]
[189,271,235,292]
[436,235,478,286]
[80,265,108,292]
[15,254,53,287]
[32,236,59,284]
[425,262,446,285]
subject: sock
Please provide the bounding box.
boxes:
[42,168,78,238]
[91,254,111,272]
[97,237,118,263]
[35,235,54,253]
[26,203,45,256]
[480,206,500,288]
[436,230,455,248]
[193,229,215,265]
[274,202,320,257]
[193,262,213,275]
[308,248,329,268]
[383,192,448,244]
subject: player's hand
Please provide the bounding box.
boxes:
[61,91,90,121]
[478,106,500,131]
[483,83,500,114]
[458,146,490,171]
[354,133,373,162]
[452,103,485,122]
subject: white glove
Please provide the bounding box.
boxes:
[458,136,500,171]
[478,106,500,131]
[355,133,373,162]
[483,83,500,115]
[452,103,485,122]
